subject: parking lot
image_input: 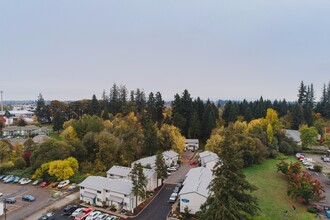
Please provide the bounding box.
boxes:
[0,181,62,220]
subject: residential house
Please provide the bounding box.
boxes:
[79,176,139,212]
[179,167,213,214]
[185,139,199,151]
[106,165,158,191]
[285,129,302,146]
[162,150,179,167]
[199,151,220,170]
[2,125,49,137]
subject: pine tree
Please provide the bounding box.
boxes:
[131,163,148,211]
[143,119,159,156]
[298,81,306,105]
[155,92,164,127]
[155,151,167,187]
[198,138,259,220]
[89,94,100,116]
[52,111,66,132]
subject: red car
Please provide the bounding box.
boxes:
[40,182,51,187]
[189,161,198,166]
[74,207,95,220]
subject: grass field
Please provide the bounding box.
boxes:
[45,124,62,140]
[244,157,315,220]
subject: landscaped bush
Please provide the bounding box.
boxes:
[313,164,323,172]
[307,207,319,213]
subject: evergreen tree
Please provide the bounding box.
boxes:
[35,93,50,123]
[52,110,66,132]
[131,163,148,211]
[135,88,146,114]
[101,107,110,120]
[109,84,120,114]
[222,101,238,126]
[198,139,259,220]
[89,94,100,116]
[298,81,306,105]
[155,151,167,187]
[143,119,159,156]
[291,103,304,130]
[155,92,164,127]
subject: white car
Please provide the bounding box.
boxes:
[169,192,178,203]
[58,180,70,188]
[71,208,83,218]
[95,213,110,220]
[167,167,177,172]
[19,178,32,185]
[68,183,77,190]
[0,192,3,197]
[85,211,102,220]
[105,216,118,220]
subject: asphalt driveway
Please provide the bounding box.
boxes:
[130,184,176,220]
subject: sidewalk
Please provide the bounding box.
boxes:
[24,192,79,220]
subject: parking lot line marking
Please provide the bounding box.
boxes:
[323,173,327,177]
[314,172,319,176]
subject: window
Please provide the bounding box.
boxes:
[97,190,101,194]
[81,187,84,189]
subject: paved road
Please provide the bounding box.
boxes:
[130,184,175,220]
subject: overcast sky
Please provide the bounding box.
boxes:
[1,1,329,101]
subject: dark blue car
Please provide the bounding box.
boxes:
[22,194,35,202]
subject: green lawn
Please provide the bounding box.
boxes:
[244,157,315,220]
[45,124,62,140]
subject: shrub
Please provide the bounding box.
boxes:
[307,207,319,213]
[313,164,323,173]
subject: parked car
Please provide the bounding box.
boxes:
[13,176,21,183]
[167,167,178,172]
[189,161,198,166]
[71,208,84,218]
[0,175,5,180]
[96,214,110,220]
[105,216,118,220]
[51,182,59,188]
[0,192,3,197]
[51,191,62,198]
[296,153,304,159]
[169,192,178,203]
[40,182,51,187]
[22,194,36,202]
[2,175,13,182]
[323,157,330,162]
[19,178,32,185]
[68,183,77,190]
[32,180,42,186]
[85,211,102,220]
[38,212,55,220]
[173,186,180,193]
[4,176,15,183]
[63,204,79,215]
[74,207,94,220]
[58,179,70,188]
[5,197,16,204]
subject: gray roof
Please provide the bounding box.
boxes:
[106,165,155,179]
[32,135,50,144]
[199,151,219,164]
[79,176,133,195]
[179,167,212,198]
[133,155,156,167]
[163,150,178,159]
[107,166,131,177]
[185,139,199,144]
[285,129,301,143]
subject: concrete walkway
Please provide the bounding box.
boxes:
[24,192,79,220]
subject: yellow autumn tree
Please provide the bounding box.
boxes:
[48,159,75,181]
[158,124,185,154]
[205,134,225,155]
[60,126,78,142]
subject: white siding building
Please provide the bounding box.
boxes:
[79,176,139,212]
[106,165,158,191]
[199,151,220,170]
[131,150,179,168]
[185,139,199,151]
[162,150,179,167]
[179,167,213,214]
